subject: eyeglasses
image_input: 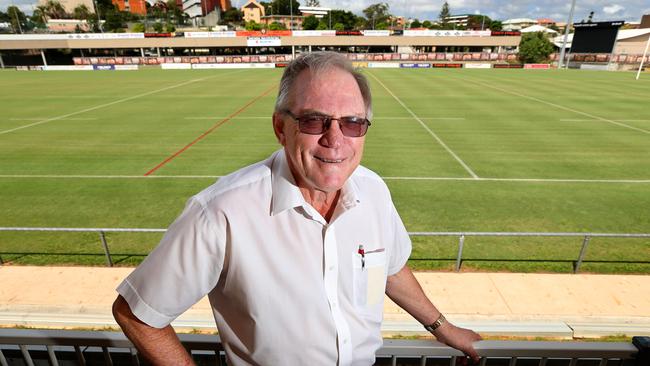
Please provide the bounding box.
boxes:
[283,110,371,138]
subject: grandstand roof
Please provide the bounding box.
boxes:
[521,25,558,34]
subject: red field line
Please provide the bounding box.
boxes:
[144,84,277,176]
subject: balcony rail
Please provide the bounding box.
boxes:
[1,227,649,272]
[0,329,647,366]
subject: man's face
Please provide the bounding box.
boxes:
[273,67,367,193]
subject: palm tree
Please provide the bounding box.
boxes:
[45,0,69,19]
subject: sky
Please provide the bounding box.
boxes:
[4,0,649,24]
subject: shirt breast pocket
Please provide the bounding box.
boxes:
[352,249,387,319]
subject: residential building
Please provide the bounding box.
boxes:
[241,0,264,24]
[112,0,146,15]
[183,0,230,18]
[502,18,537,31]
[444,14,471,28]
[260,14,302,29]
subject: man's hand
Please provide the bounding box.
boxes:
[386,265,482,363]
[432,322,482,363]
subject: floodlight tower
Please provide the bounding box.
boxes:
[558,0,577,69]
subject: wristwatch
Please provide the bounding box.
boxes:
[424,314,446,333]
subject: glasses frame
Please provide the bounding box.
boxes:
[282,110,371,138]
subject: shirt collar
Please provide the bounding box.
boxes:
[270,149,361,216]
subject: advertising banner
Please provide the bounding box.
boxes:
[115,65,139,70]
[44,65,93,71]
[192,63,275,69]
[184,31,236,38]
[362,30,390,36]
[92,65,115,70]
[400,63,431,68]
[464,63,492,69]
[0,33,144,40]
[351,62,369,68]
[524,64,550,69]
[247,37,282,47]
[493,64,524,68]
[161,63,191,69]
[237,30,291,37]
[431,63,463,68]
[404,30,491,37]
[292,30,336,37]
[368,62,400,68]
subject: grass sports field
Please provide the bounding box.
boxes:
[0,68,649,273]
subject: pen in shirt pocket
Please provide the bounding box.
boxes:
[358,246,385,270]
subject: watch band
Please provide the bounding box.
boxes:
[424,314,446,333]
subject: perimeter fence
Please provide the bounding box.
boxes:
[0,329,648,366]
[0,227,649,273]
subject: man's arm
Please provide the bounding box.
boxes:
[112,295,195,365]
[385,265,481,362]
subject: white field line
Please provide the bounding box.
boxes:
[561,119,650,123]
[453,75,650,135]
[0,71,243,136]
[9,117,98,121]
[367,72,479,179]
[0,174,649,183]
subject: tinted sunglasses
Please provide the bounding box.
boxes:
[283,110,371,137]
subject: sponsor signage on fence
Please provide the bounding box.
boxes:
[161,63,191,69]
[493,64,524,68]
[524,64,550,69]
[237,30,291,37]
[184,31,237,38]
[192,63,276,69]
[431,63,463,68]
[362,30,390,36]
[491,31,521,36]
[0,33,144,40]
[291,30,336,37]
[464,63,492,69]
[93,65,115,70]
[335,30,363,36]
[400,63,431,68]
[351,62,369,68]
[247,37,281,47]
[404,30,491,37]
[368,62,400,68]
[45,65,94,71]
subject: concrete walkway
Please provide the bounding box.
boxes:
[1,266,649,338]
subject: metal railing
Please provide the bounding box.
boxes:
[0,329,647,366]
[1,227,649,273]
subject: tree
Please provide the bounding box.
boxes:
[265,0,299,16]
[7,6,27,33]
[410,19,421,28]
[245,20,262,30]
[438,1,450,25]
[44,0,68,19]
[268,21,286,30]
[221,8,242,25]
[132,22,145,32]
[489,20,502,31]
[363,2,390,30]
[422,20,432,29]
[333,22,344,31]
[329,9,358,30]
[31,6,48,28]
[302,15,318,30]
[153,21,163,32]
[165,0,183,25]
[104,8,125,31]
[518,32,554,63]
[466,15,491,30]
[73,4,92,20]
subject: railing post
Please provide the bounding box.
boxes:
[633,336,650,366]
[456,234,465,272]
[575,235,590,274]
[99,231,113,267]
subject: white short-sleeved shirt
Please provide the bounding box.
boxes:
[117,149,412,366]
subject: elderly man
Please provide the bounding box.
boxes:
[113,51,481,365]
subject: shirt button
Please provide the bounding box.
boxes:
[332,301,337,308]
[328,266,335,271]
[343,339,348,344]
